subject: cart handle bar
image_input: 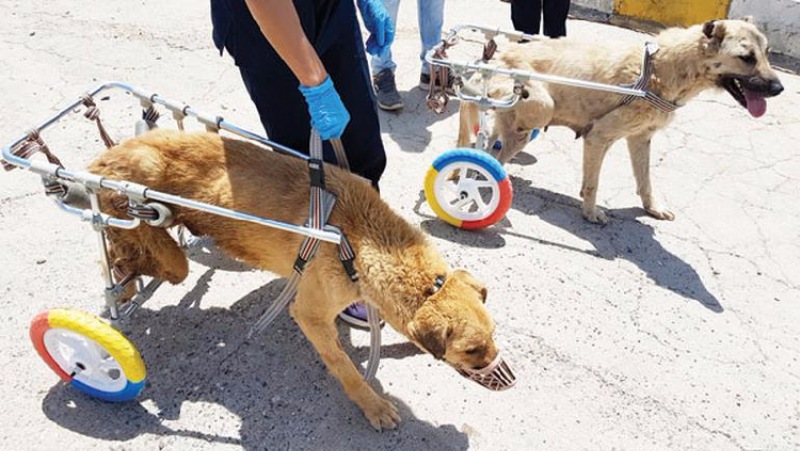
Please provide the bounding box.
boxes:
[425,24,648,99]
[1,81,341,244]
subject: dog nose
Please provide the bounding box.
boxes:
[768,79,784,96]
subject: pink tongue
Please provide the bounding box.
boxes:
[745,91,767,118]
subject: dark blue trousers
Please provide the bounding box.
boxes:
[211,0,386,187]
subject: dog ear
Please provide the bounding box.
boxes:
[407,307,451,360]
[703,20,726,43]
[453,269,488,303]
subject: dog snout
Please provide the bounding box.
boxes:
[768,79,784,96]
[745,76,784,97]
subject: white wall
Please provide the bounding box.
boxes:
[729,0,800,58]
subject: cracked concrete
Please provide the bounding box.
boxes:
[1,1,799,450]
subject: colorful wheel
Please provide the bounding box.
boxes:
[424,149,513,229]
[30,309,146,402]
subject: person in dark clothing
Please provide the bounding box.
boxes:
[210,0,393,327]
[509,0,570,38]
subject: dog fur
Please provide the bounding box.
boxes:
[87,129,500,430]
[457,19,784,223]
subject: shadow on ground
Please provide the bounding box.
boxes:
[412,174,722,312]
[40,249,467,450]
[380,87,459,153]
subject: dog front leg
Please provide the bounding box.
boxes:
[290,284,400,431]
[457,102,479,148]
[627,132,675,220]
[580,135,613,224]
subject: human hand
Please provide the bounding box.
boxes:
[298,76,351,140]
[356,0,394,56]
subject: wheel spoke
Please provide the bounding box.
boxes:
[469,189,489,209]
[441,179,459,195]
[453,195,475,210]
[453,165,472,189]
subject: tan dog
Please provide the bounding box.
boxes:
[87,129,509,430]
[458,19,784,223]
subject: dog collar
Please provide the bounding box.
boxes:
[429,275,446,295]
[620,42,681,112]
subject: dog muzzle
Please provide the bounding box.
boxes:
[454,353,516,391]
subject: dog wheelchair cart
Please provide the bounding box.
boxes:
[2,81,383,402]
[423,24,658,229]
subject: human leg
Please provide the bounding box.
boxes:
[320,8,388,325]
[321,15,388,185]
[368,0,403,110]
[417,0,445,75]
[369,0,401,75]
[217,0,385,325]
[416,0,451,91]
[511,0,542,35]
[542,0,570,38]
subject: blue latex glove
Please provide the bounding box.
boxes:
[298,76,351,140]
[356,0,394,56]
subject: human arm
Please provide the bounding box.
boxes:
[244,0,349,139]
[244,0,327,87]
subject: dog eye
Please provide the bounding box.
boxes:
[738,53,756,65]
[464,347,480,355]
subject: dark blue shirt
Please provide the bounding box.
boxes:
[211,0,349,58]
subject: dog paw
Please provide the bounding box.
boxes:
[582,207,608,224]
[645,206,675,221]
[363,396,401,431]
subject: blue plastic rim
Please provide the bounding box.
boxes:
[431,148,507,182]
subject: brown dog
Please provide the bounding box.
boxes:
[87,129,509,430]
[458,19,784,223]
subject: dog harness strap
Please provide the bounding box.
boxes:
[252,132,341,337]
[330,138,350,171]
[294,187,336,273]
[364,303,382,381]
[337,232,359,282]
[126,202,160,221]
[252,187,336,337]
[308,129,326,190]
[248,274,302,338]
[81,94,116,149]
[3,130,64,172]
[427,44,451,114]
[142,104,161,128]
[43,179,68,197]
[251,129,379,383]
[619,42,680,113]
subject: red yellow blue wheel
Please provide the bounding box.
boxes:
[424,149,513,229]
[30,309,146,402]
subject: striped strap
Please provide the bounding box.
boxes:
[248,130,380,381]
[619,42,680,113]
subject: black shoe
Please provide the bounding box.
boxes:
[373,69,403,111]
[419,72,455,95]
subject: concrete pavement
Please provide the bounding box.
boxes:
[1,1,799,450]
